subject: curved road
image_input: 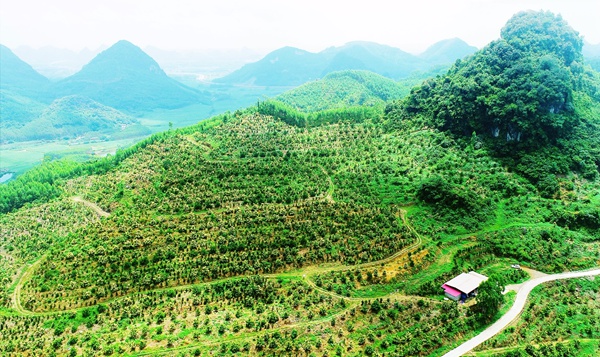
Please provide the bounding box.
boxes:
[71,196,110,217]
[443,268,600,357]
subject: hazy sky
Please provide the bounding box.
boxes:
[1,0,598,54]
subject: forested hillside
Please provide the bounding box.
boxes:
[391,10,600,193]
[0,10,598,357]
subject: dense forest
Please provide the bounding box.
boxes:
[0,10,599,357]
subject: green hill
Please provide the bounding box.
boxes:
[52,40,208,113]
[394,10,600,189]
[0,11,599,357]
[0,95,145,142]
[276,70,406,112]
[0,90,47,129]
[215,39,476,86]
[0,44,50,99]
[321,41,424,79]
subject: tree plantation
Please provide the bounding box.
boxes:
[0,10,599,357]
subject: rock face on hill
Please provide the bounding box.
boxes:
[53,40,207,112]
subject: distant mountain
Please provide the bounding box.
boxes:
[0,95,140,142]
[583,41,600,58]
[52,40,208,112]
[212,46,323,86]
[419,38,478,65]
[322,41,424,79]
[277,70,406,112]
[214,39,475,87]
[583,42,600,71]
[0,45,50,98]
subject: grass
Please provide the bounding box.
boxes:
[470,339,600,356]
[351,283,402,299]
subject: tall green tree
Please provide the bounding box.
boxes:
[475,277,504,322]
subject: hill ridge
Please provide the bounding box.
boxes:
[0,44,50,98]
[214,38,477,86]
[52,40,207,112]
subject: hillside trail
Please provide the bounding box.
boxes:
[298,207,424,301]
[11,207,422,316]
[9,196,600,357]
[71,196,110,217]
[10,196,109,315]
[443,268,600,357]
[462,338,600,356]
[10,254,47,315]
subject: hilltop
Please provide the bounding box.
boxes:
[392,10,600,192]
[52,40,208,112]
[276,70,407,112]
[214,39,477,86]
[0,11,599,357]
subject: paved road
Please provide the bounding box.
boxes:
[442,268,600,357]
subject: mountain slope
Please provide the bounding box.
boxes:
[1,11,599,357]
[321,41,424,79]
[212,46,323,86]
[0,45,50,98]
[214,40,474,86]
[0,90,47,128]
[583,41,600,58]
[52,40,207,112]
[277,70,406,112]
[394,10,600,189]
[584,41,600,71]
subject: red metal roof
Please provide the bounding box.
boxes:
[442,284,462,297]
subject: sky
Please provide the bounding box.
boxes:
[1,0,599,55]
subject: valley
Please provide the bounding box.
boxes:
[0,36,470,179]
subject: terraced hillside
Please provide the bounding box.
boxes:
[0,10,599,357]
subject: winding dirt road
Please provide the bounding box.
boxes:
[71,196,110,217]
[443,268,600,357]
